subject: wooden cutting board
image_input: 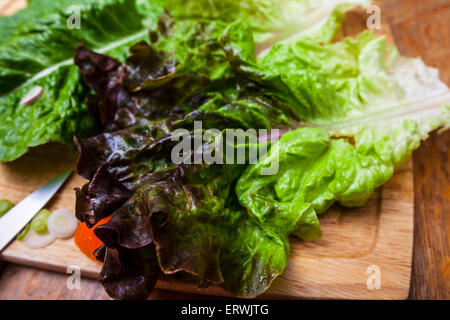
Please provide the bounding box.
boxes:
[0,146,414,300]
[0,2,413,299]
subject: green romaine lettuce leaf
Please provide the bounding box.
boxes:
[236,30,450,241]
[259,31,450,122]
[0,0,164,161]
[258,29,450,155]
[165,0,370,48]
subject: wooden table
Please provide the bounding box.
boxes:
[0,0,449,300]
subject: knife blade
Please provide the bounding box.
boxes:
[0,168,73,251]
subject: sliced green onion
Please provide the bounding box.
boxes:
[21,229,56,249]
[17,223,31,241]
[0,199,13,218]
[47,208,78,238]
[30,209,51,234]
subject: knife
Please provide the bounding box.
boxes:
[0,168,73,251]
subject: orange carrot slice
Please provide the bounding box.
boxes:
[74,216,111,263]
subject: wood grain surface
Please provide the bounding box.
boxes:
[0,0,448,300]
[378,0,450,300]
[0,140,415,300]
